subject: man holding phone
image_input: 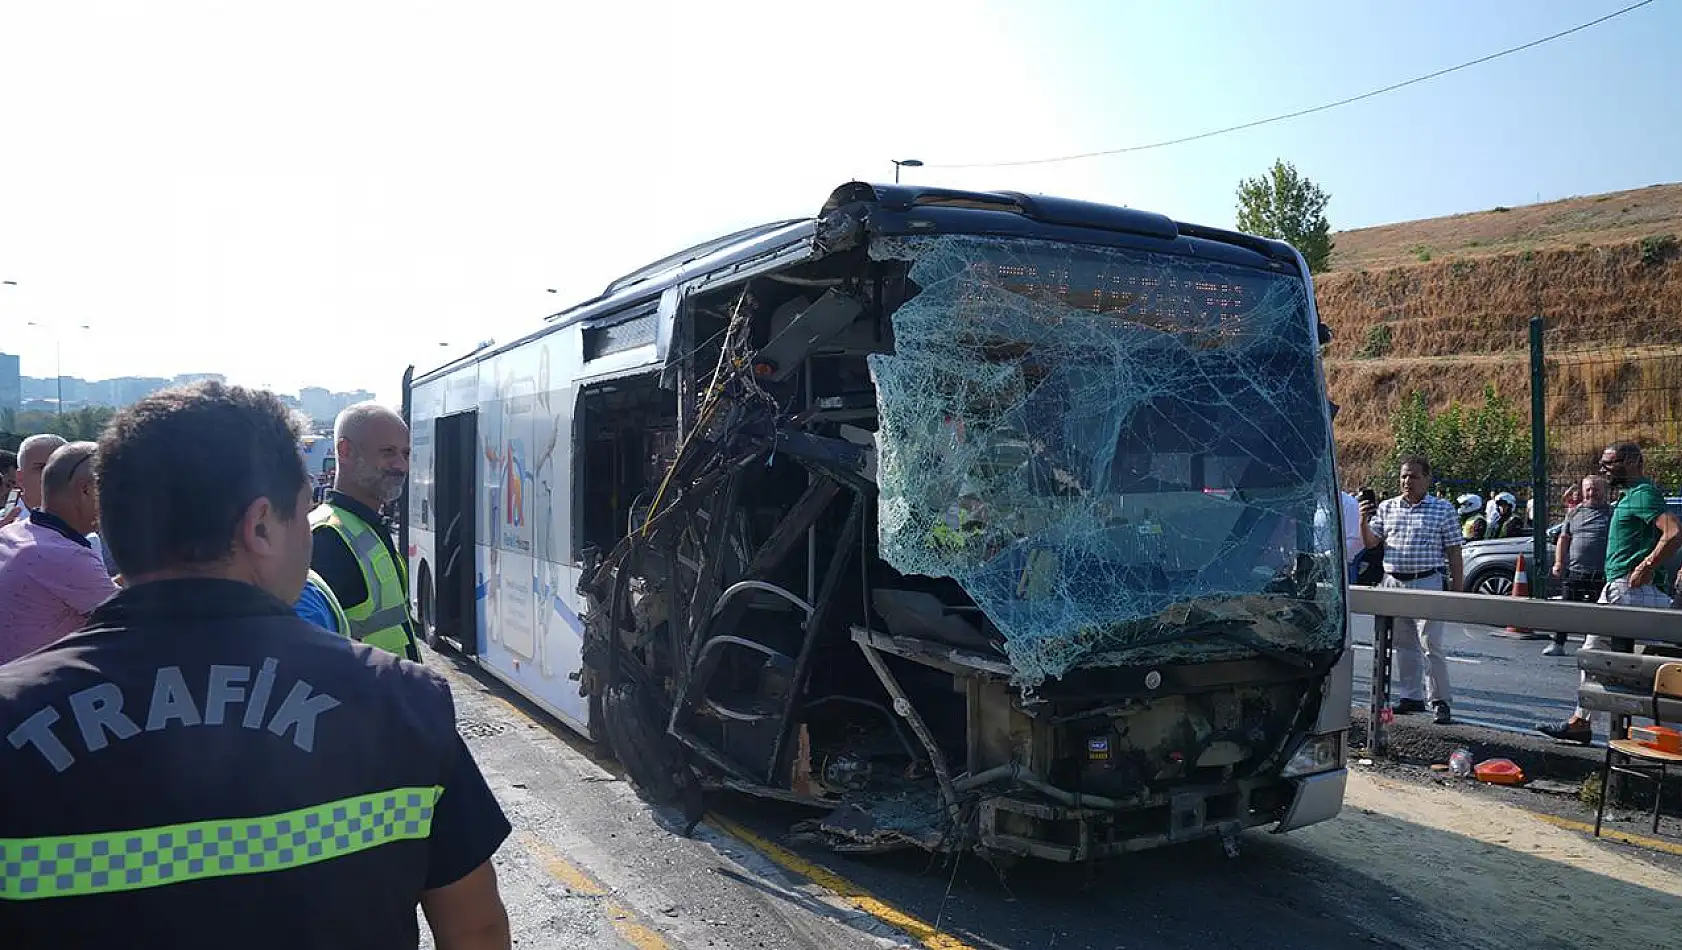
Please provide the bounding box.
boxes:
[1360,455,1465,725]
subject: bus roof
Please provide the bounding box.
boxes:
[409,181,1303,387]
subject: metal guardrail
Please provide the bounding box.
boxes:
[1346,587,1682,754]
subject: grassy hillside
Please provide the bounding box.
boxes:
[1314,185,1682,487]
[1327,182,1682,272]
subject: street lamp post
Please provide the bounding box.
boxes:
[26,321,92,421]
[891,159,924,183]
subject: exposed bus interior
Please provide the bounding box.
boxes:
[569,192,1345,863]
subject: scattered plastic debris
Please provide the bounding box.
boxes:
[1473,758,1526,785]
[1448,748,1474,778]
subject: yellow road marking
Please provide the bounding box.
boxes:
[707,814,978,950]
[525,834,606,896]
[521,835,671,949]
[1531,811,1682,857]
[604,901,671,950]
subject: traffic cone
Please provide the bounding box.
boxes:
[1506,554,1533,634]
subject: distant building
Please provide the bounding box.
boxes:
[299,386,335,422]
[109,377,170,408]
[171,373,225,386]
[0,352,19,415]
[12,372,369,419]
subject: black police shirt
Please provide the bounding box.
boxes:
[0,578,512,949]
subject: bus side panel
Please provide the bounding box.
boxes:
[474,338,592,735]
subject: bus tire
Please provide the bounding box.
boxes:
[417,565,442,650]
[601,681,682,804]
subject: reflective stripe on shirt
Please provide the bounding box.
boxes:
[0,785,441,901]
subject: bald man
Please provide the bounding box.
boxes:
[0,441,120,662]
[308,402,421,660]
[4,433,119,577]
[1,433,67,529]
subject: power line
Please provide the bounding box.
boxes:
[926,0,1658,170]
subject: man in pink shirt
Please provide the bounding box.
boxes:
[0,441,119,663]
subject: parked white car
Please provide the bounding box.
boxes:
[1460,497,1682,595]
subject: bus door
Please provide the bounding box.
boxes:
[434,410,479,655]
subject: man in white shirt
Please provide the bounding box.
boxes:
[1339,490,1364,584]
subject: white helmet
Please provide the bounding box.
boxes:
[1456,493,1483,517]
[1495,491,1518,510]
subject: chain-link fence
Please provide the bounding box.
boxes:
[1540,317,1682,528]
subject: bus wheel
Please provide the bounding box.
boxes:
[418,567,442,649]
[600,680,684,804]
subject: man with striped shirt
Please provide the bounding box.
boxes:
[1359,455,1465,725]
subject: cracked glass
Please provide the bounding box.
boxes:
[868,234,1342,684]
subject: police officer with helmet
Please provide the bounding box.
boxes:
[0,382,511,949]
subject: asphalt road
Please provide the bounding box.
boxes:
[426,646,1682,950]
[1348,613,1582,736]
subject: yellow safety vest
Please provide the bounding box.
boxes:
[309,502,419,661]
[306,568,351,637]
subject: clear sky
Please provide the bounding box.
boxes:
[1,0,1676,406]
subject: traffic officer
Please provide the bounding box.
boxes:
[310,401,421,661]
[0,381,511,949]
[295,567,350,636]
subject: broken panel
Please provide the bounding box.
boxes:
[867,235,1342,684]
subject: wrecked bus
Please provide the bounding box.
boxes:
[402,182,1352,862]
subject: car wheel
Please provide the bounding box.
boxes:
[1470,567,1514,596]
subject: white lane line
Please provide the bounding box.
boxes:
[1350,642,1481,664]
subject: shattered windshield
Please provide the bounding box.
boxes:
[867,234,1342,684]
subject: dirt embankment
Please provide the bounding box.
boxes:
[1315,235,1682,484]
[1328,182,1682,272]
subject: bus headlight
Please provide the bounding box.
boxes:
[1282,732,1345,778]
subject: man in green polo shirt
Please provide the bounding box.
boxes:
[1536,442,1680,744]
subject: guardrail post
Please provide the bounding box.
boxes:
[1368,615,1393,756]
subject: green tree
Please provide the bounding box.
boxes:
[1235,159,1335,273]
[1389,385,1528,494]
[1391,391,1432,464]
[2,406,117,447]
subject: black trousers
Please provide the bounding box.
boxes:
[1554,570,1607,645]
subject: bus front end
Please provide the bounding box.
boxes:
[578,184,1350,862]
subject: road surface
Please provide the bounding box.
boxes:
[425,647,1682,950]
[1349,613,1581,734]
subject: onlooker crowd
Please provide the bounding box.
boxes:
[0,382,511,948]
[1535,441,1681,744]
[0,441,119,663]
[1341,441,1681,736]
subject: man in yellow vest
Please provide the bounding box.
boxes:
[310,402,421,661]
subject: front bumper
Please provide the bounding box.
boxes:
[975,773,1315,862]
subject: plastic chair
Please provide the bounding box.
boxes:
[1595,662,1682,837]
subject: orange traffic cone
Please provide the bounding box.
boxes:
[1506,554,1532,634]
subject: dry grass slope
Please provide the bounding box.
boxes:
[1314,184,1682,484]
[1327,182,1682,272]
